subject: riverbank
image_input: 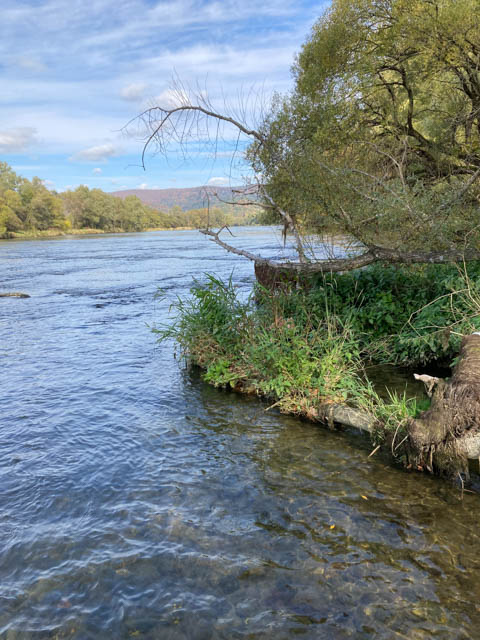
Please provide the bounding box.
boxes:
[156,263,480,478]
[3,223,258,241]
[5,227,480,638]
[4,226,194,240]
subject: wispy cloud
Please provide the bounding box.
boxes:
[0,127,38,152]
[207,177,229,186]
[1,0,328,187]
[12,56,48,73]
[70,143,122,162]
[120,83,148,102]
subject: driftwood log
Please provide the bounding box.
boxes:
[317,403,374,433]
[0,292,30,298]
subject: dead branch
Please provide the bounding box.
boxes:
[414,373,440,397]
[200,226,480,273]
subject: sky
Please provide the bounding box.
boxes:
[1,0,328,193]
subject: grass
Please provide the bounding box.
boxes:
[154,265,480,451]
[153,272,445,448]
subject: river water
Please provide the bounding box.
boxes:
[1,227,480,639]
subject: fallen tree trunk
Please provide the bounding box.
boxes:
[201,226,480,276]
[317,403,374,433]
[317,400,480,463]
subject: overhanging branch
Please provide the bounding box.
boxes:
[200,228,480,273]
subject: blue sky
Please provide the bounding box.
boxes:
[1,0,328,193]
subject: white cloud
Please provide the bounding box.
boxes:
[138,182,148,189]
[0,0,325,188]
[142,43,296,84]
[92,167,102,174]
[0,127,38,152]
[120,82,148,101]
[151,87,191,109]
[70,143,121,162]
[207,177,229,186]
[14,56,47,73]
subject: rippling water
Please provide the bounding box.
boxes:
[1,228,480,639]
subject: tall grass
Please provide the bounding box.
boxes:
[154,265,480,446]
[155,274,391,424]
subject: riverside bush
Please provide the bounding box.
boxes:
[154,274,375,418]
[283,263,480,366]
[153,270,452,433]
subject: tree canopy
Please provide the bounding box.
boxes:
[0,163,68,236]
[137,0,480,270]
[251,0,480,261]
[0,163,256,239]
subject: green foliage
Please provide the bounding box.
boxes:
[155,268,480,443]
[154,273,382,420]
[60,186,169,232]
[266,263,480,366]
[0,163,258,239]
[251,0,480,252]
[0,163,70,237]
[154,274,250,366]
[164,205,257,229]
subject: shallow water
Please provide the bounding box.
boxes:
[1,227,480,639]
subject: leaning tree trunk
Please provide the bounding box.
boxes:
[254,262,312,292]
[407,333,480,477]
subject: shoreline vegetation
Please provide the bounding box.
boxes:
[0,162,259,240]
[3,225,231,241]
[140,0,480,486]
[155,265,480,482]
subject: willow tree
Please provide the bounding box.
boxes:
[133,0,480,273]
[248,0,480,270]
[134,1,480,476]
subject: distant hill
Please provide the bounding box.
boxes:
[111,185,255,213]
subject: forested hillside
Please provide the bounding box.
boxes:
[112,185,259,216]
[0,163,258,239]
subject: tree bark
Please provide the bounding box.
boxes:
[316,336,480,477]
[408,333,480,475]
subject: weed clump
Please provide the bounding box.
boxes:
[154,264,480,468]
[155,269,460,443]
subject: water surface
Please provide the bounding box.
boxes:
[1,228,480,639]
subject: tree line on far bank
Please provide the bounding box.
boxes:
[0,162,257,238]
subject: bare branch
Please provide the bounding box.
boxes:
[130,103,264,170]
[260,189,308,263]
[200,227,480,273]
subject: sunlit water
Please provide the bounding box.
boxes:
[1,227,480,639]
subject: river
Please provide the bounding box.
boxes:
[1,227,480,639]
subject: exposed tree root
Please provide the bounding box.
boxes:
[408,334,480,478]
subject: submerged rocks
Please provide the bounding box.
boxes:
[0,292,30,298]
